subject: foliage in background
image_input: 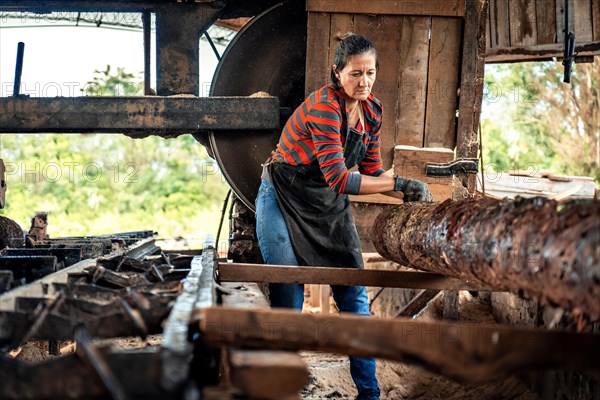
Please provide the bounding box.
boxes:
[0,67,230,243]
[481,58,599,183]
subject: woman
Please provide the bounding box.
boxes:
[255,33,432,400]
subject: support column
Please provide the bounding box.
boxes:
[155,2,224,96]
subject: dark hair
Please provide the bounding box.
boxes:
[330,33,378,85]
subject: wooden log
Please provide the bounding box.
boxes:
[197,307,600,383]
[372,198,600,320]
[217,262,495,291]
[219,282,309,400]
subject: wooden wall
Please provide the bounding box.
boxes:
[304,1,491,252]
[486,0,600,62]
[305,11,463,164]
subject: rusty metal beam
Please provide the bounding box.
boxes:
[372,197,600,320]
[217,262,495,291]
[197,307,600,383]
[155,3,224,95]
[0,96,280,136]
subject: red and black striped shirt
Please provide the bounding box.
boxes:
[272,84,385,194]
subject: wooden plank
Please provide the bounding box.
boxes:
[556,0,576,43]
[594,0,600,41]
[394,145,455,201]
[489,0,511,47]
[457,0,488,162]
[573,0,593,42]
[508,0,537,46]
[354,14,404,168]
[0,97,281,133]
[306,0,465,17]
[536,0,557,44]
[349,193,403,204]
[397,16,431,147]
[219,282,309,400]
[217,263,496,291]
[485,41,600,62]
[305,12,331,95]
[424,17,462,149]
[328,12,354,69]
[198,307,600,383]
[396,289,441,317]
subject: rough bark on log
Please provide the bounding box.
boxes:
[372,197,600,320]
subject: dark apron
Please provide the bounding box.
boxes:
[270,127,366,269]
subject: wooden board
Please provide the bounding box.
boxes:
[594,0,600,41]
[394,145,455,201]
[574,0,593,42]
[354,14,403,169]
[424,17,462,149]
[306,0,465,17]
[218,263,495,291]
[349,193,403,205]
[508,0,537,46]
[485,41,600,62]
[489,0,510,47]
[536,0,557,44]
[397,16,431,148]
[457,0,487,165]
[305,12,332,95]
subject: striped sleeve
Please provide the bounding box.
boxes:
[305,102,361,195]
[358,100,385,176]
[358,118,385,176]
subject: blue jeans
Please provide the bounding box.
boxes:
[256,179,380,400]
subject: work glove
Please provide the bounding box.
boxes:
[394,176,434,203]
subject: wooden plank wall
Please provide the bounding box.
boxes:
[487,0,600,62]
[306,12,462,167]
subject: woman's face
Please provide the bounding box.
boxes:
[334,52,377,101]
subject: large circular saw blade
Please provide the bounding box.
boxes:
[207,1,307,211]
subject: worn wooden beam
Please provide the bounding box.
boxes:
[219,282,309,400]
[155,3,223,96]
[198,307,600,383]
[0,97,280,135]
[216,262,495,291]
[485,41,600,62]
[457,0,488,193]
[396,289,441,318]
[306,0,465,17]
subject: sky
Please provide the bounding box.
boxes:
[0,13,228,97]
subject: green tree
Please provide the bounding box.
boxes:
[482,58,599,182]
